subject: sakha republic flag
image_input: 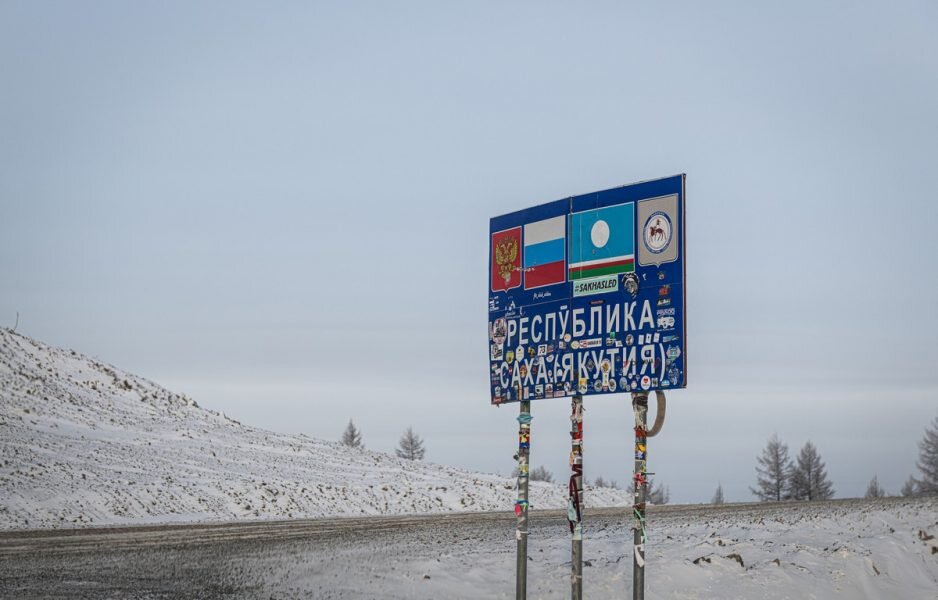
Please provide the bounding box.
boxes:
[491,226,522,292]
[568,202,635,280]
[523,216,566,289]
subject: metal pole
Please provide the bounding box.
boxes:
[632,392,648,600]
[515,400,531,600]
[569,395,584,600]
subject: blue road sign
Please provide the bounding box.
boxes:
[488,175,686,404]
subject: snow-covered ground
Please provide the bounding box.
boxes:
[381,498,938,599]
[0,328,631,530]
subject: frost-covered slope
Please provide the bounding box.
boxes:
[0,328,630,530]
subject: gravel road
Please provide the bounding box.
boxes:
[0,498,932,599]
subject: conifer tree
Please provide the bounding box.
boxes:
[395,426,425,460]
[341,419,363,449]
[915,416,938,494]
[900,476,919,497]
[750,434,793,501]
[864,475,886,499]
[712,483,725,505]
[789,441,834,501]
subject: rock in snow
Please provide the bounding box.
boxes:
[0,328,630,530]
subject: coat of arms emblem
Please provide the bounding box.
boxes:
[490,227,522,292]
[495,237,518,283]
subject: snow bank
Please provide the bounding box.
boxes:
[0,328,631,530]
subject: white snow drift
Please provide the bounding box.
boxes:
[0,328,631,530]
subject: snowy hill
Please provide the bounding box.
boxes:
[0,328,631,530]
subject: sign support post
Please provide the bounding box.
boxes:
[569,395,584,600]
[516,400,531,600]
[632,392,648,600]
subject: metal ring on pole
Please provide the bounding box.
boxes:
[646,390,666,438]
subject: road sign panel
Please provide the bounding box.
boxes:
[488,175,686,404]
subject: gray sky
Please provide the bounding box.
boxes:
[2,1,937,503]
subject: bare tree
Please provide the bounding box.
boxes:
[711,483,725,505]
[789,441,834,501]
[750,434,793,501]
[864,475,886,499]
[900,476,919,497]
[916,416,938,494]
[340,419,363,449]
[395,426,425,460]
[530,466,554,482]
[648,480,669,504]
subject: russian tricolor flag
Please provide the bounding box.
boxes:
[523,216,566,289]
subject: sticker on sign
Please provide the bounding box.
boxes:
[573,275,618,297]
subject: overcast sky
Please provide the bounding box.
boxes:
[2,1,937,503]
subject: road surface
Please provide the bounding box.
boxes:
[0,498,932,599]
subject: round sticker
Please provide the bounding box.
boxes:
[623,273,640,297]
[643,211,673,254]
[640,375,651,390]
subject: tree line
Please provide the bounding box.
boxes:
[340,419,426,461]
[340,418,671,501]
[339,414,938,503]
[747,415,938,502]
[750,435,834,501]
